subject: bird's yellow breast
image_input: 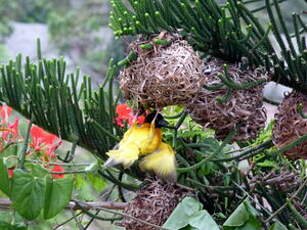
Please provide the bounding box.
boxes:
[119,123,162,156]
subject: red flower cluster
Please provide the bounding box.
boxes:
[0,105,65,179]
[115,104,145,127]
[0,105,20,143]
[30,125,62,160]
[50,165,65,179]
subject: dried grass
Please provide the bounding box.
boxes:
[119,32,203,108]
[273,91,307,159]
[187,58,267,142]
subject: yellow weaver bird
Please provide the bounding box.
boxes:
[104,112,177,182]
[104,112,166,168]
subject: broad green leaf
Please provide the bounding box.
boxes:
[24,163,49,177]
[0,221,27,230]
[44,176,73,219]
[223,200,262,230]
[11,169,45,220]
[269,222,288,230]
[0,158,10,196]
[1,144,18,159]
[223,201,250,227]
[189,210,220,230]
[239,221,262,230]
[163,197,203,230]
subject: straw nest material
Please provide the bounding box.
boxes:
[187,58,267,142]
[273,91,307,159]
[118,179,190,230]
[119,32,203,108]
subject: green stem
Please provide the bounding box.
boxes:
[287,199,307,227]
[98,170,140,191]
[275,134,307,155]
[213,140,273,162]
[265,178,307,223]
[177,129,236,172]
[18,120,32,169]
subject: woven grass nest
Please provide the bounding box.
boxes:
[187,58,268,142]
[118,179,190,230]
[273,91,307,160]
[119,32,203,108]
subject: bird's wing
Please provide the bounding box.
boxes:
[139,143,177,182]
[105,142,140,168]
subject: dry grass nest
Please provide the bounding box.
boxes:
[187,58,268,142]
[273,91,307,160]
[119,32,203,108]
[118,179,191,230]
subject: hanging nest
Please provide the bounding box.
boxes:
[119,32,203,108]
[273,91,307,159]
[118,179,190,230]
[187,58,268,142]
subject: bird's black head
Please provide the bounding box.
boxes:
[145,112,169,128]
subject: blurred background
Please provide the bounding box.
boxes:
[0,0,125,86]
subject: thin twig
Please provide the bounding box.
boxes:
[264,178,307,223]
[0,199,128,210]
[70,209,84,230]
[53,211,84,230]
[28,160,92,167]
[84,210,101,230]
[74,200,171,230]
[49,169,94,175]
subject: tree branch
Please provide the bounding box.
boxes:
[0,199,128,211]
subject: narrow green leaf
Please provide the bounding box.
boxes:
[0,158,10,196]
[11,169,45,220]
[43,176,73,219]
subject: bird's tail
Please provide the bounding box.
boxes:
[139,142,177,183]
[104,143,139,168]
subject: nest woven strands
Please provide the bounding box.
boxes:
[187,59,267,142]
[273,91,307,159]
[118,180,189,230]
[119,33,203,108]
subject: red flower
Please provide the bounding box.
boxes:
[115,104,145,127]
[0,105,20,142]
[51,165,65,179]
[30,125,62,159]
[8,169,14,178]
[0,105,12,124]
[2,118,19,142]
